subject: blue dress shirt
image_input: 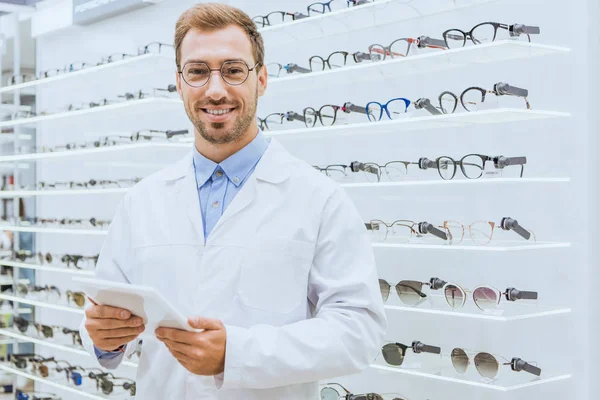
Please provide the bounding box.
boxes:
[94,132,270,360]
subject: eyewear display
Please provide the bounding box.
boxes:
[66,290,87,308]
[348,160,417,182]
[179,61,261,87]
[309,51,349,71]
[37,178,141,190]
[417,154,527,180]
[257,113,286,131]
[117,85,177,101]
[17,284,61,299]
[321,383,406,400]
[369,36,446,61]
[443,22,540,49]
[381,341,441,366]
[365,219,450,242]
[137,41,173,55]
[436,82,531,113]
[89,372,136,395]
[313,164,352,180]
[364,98,411,121]
[12,316,61,338]
[286,105,341,128]
[5,251,98,269]
[252,11,306,27]
[16,390,61,400]
[442,217,535,244]
[8,74,36,85]
[451,348,541,378]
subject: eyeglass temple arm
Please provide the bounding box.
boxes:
[493,156,527,177]
[396,283,427,298]
[285,111,305,122]
[428,277,447,290]
[500,217,532,240]
[412,341,441,354]
[166,129,189,139]
[349,161,379,176]
[414,98,442,115]
[505,288,538,301]
[284,63,311,74]
[417,36,447,49]
[418,157,437,170]
[417,222,448,240]
[508,24,540,36]
[493,82,528,98]
[510,357,542,376]
[352,51,371,62]
[289,12,308,19]
[342,102,368,114]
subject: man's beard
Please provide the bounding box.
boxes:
[186,90,257,145]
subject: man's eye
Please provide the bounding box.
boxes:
[189,69,208,75]
[225,68,244,74]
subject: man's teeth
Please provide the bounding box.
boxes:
[205,109,233,115]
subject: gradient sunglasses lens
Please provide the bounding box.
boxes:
[444,284,465,309]
[473,287,499,311]
[379,279,391,302]
[395,280,424,306]
[474,352,499,378]
[381,343,405,366]
[451,348,469,373]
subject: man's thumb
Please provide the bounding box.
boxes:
[188,316,222,330]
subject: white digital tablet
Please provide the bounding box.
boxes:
[73,277,196,337]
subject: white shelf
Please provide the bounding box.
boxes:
[369,364,571,392]
[0,225,108,235]
[0,276,29,286]
[341,177,571,188]
[384,302,572,322]
[260,0,499,46]
[372,241,571,252]
[0,328,137,369]
[0,53,174,95]
[265,109,571,139]
[0,363,110,400]
[0,188,130,197]
[0,142,190,163]
[267,42,571,96]
[0,294,84,314]
[0,260,94,276]
[0,97,185,129]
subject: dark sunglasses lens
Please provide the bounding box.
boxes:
[101,380,114,395]
[395,280,423,306]
[378,279,391,302]
[42,325,53,338]
[474,352,499,378]
[382,343,404,366]
[320,387,339,400]
[451,348,469,373]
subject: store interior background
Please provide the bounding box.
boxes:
[0,0,594,398]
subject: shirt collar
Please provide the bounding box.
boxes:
[192,132,270,188]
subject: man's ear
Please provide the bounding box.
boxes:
[175,70,183,99]
[257,63,268,97]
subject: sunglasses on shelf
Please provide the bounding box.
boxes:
[381,341,441,367]
[321,382,407,400]
[451,348,541,378]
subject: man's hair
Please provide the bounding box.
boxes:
[174,3,264,71]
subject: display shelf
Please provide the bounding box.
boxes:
[260,0,499,46]
[0,53,174,95]
[0,225,108,236]
[0,98,185,129]
[372,241,570,252]
[0,276,29,286]
[0,363,110,400]
[0,142,190,163]
[369,364,571,391]
[0,328,137,369]
[267,42,570,96]
[0,260,94,277]
[0,294,84,315]
[340,177,571,189]
[0,188,130,198]
[263,109,571,139]
[384,297,571,321]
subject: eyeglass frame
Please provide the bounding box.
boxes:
[442,22,540,49]
[178,60,262,88]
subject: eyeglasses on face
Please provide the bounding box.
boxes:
[451,348,541,378]
[442,22,540,49]
[179,60,261,88]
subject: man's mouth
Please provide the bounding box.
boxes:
[201,108,235,115]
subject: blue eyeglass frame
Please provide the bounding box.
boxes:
[365,98,411,122]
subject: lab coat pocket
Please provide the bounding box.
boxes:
[238,237,314,314]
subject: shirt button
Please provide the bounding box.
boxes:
[212,201,219,208]
[215,171,223,178]
[233,177,240,183]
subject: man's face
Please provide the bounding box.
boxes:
[176,25,267,145]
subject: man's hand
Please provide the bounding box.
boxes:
[155,317,226,376]
[84,304,145,352]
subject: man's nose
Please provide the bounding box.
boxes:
[205,70,228,101]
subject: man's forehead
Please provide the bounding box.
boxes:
[180,26,253,64]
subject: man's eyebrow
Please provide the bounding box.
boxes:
[182,58,248,65]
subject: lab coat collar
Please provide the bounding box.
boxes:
[162,138,291,184]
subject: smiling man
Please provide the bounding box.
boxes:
[79,3,386,399]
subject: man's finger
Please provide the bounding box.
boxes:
[86,317,143,330]
[156,328,196,344]
[188,317,223,330]
[165,343,195,364]
[86,305,132,320]
[98,326,144,339]
[97,335,139,350]
[162,339,197,356]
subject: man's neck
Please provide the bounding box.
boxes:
[194,129,259,164]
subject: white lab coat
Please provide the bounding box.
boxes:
[79,138,387,400]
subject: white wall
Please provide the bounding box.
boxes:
[27,0,587,399]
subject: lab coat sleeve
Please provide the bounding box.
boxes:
[217,186,387,389]
[79,195,136,370]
